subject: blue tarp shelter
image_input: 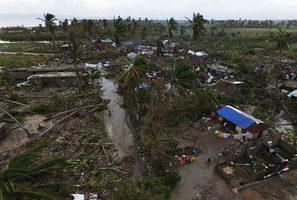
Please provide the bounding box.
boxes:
[217,106,255,129]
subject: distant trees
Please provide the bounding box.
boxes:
[37,13,59,52]
[166,17,178,41]
[186,12,207,43]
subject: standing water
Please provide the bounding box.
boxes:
[100,69,145,176]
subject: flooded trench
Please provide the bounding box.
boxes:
[100,70,144,176]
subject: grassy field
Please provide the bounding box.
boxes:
[0,43,28,51]
[0,42,58,53]
[224,28,297,33]
[0,54,51,68]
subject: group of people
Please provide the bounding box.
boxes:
[177,154,195,165]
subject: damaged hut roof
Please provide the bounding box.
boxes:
[233,169,297,200]
[101,38,113,43]
[217,105,269,134]
[208,64,234,74]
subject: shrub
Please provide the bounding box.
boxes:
[108,177,172,200]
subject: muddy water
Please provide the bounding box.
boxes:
[100,72,144,176]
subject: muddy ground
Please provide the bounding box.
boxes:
[172,127,237,200]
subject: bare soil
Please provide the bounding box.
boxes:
[0,114,52,162]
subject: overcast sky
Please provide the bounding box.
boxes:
[0,0,297,20]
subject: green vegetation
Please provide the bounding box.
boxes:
[108,172,180,200]
[0,54,51,68]
[0,145,70,200]
[0,42,57,53]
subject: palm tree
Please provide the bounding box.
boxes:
[0,145,69,200]
[68,30,81,92]
[60,19,69,43]
[37,13,59,52]
[166,17,178,41]
[155,36,164,57]
[179,25,186,40]
[274,29,290,99]
[119,56,147,88]
[172,63,197,89]
[166,61,197,100]
[186,13,207,42]
[131,19,138,37]
[141,26,147,40]
[112,16,126,48]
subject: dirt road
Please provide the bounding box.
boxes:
[171,134,236,200]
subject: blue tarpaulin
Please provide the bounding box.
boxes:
[139,83,147,89]
[217,106,255,129]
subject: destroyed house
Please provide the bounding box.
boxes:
[217,106,269,138]
[208,64,234,77]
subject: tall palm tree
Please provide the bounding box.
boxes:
[186,13,207,42]
[166,17,178,41]
[112,16,126,48]
[37,13,60,52]
[68,30,81,92]
[0,145,69,200]
[155,36,164,57]
[60,19,69,43]
[131,19,138,37]
[141,26,147,40]
[274,29,290,99]
[179,25,186,40]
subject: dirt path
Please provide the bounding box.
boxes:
[171,135,236,200]
[100,69,145,176]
